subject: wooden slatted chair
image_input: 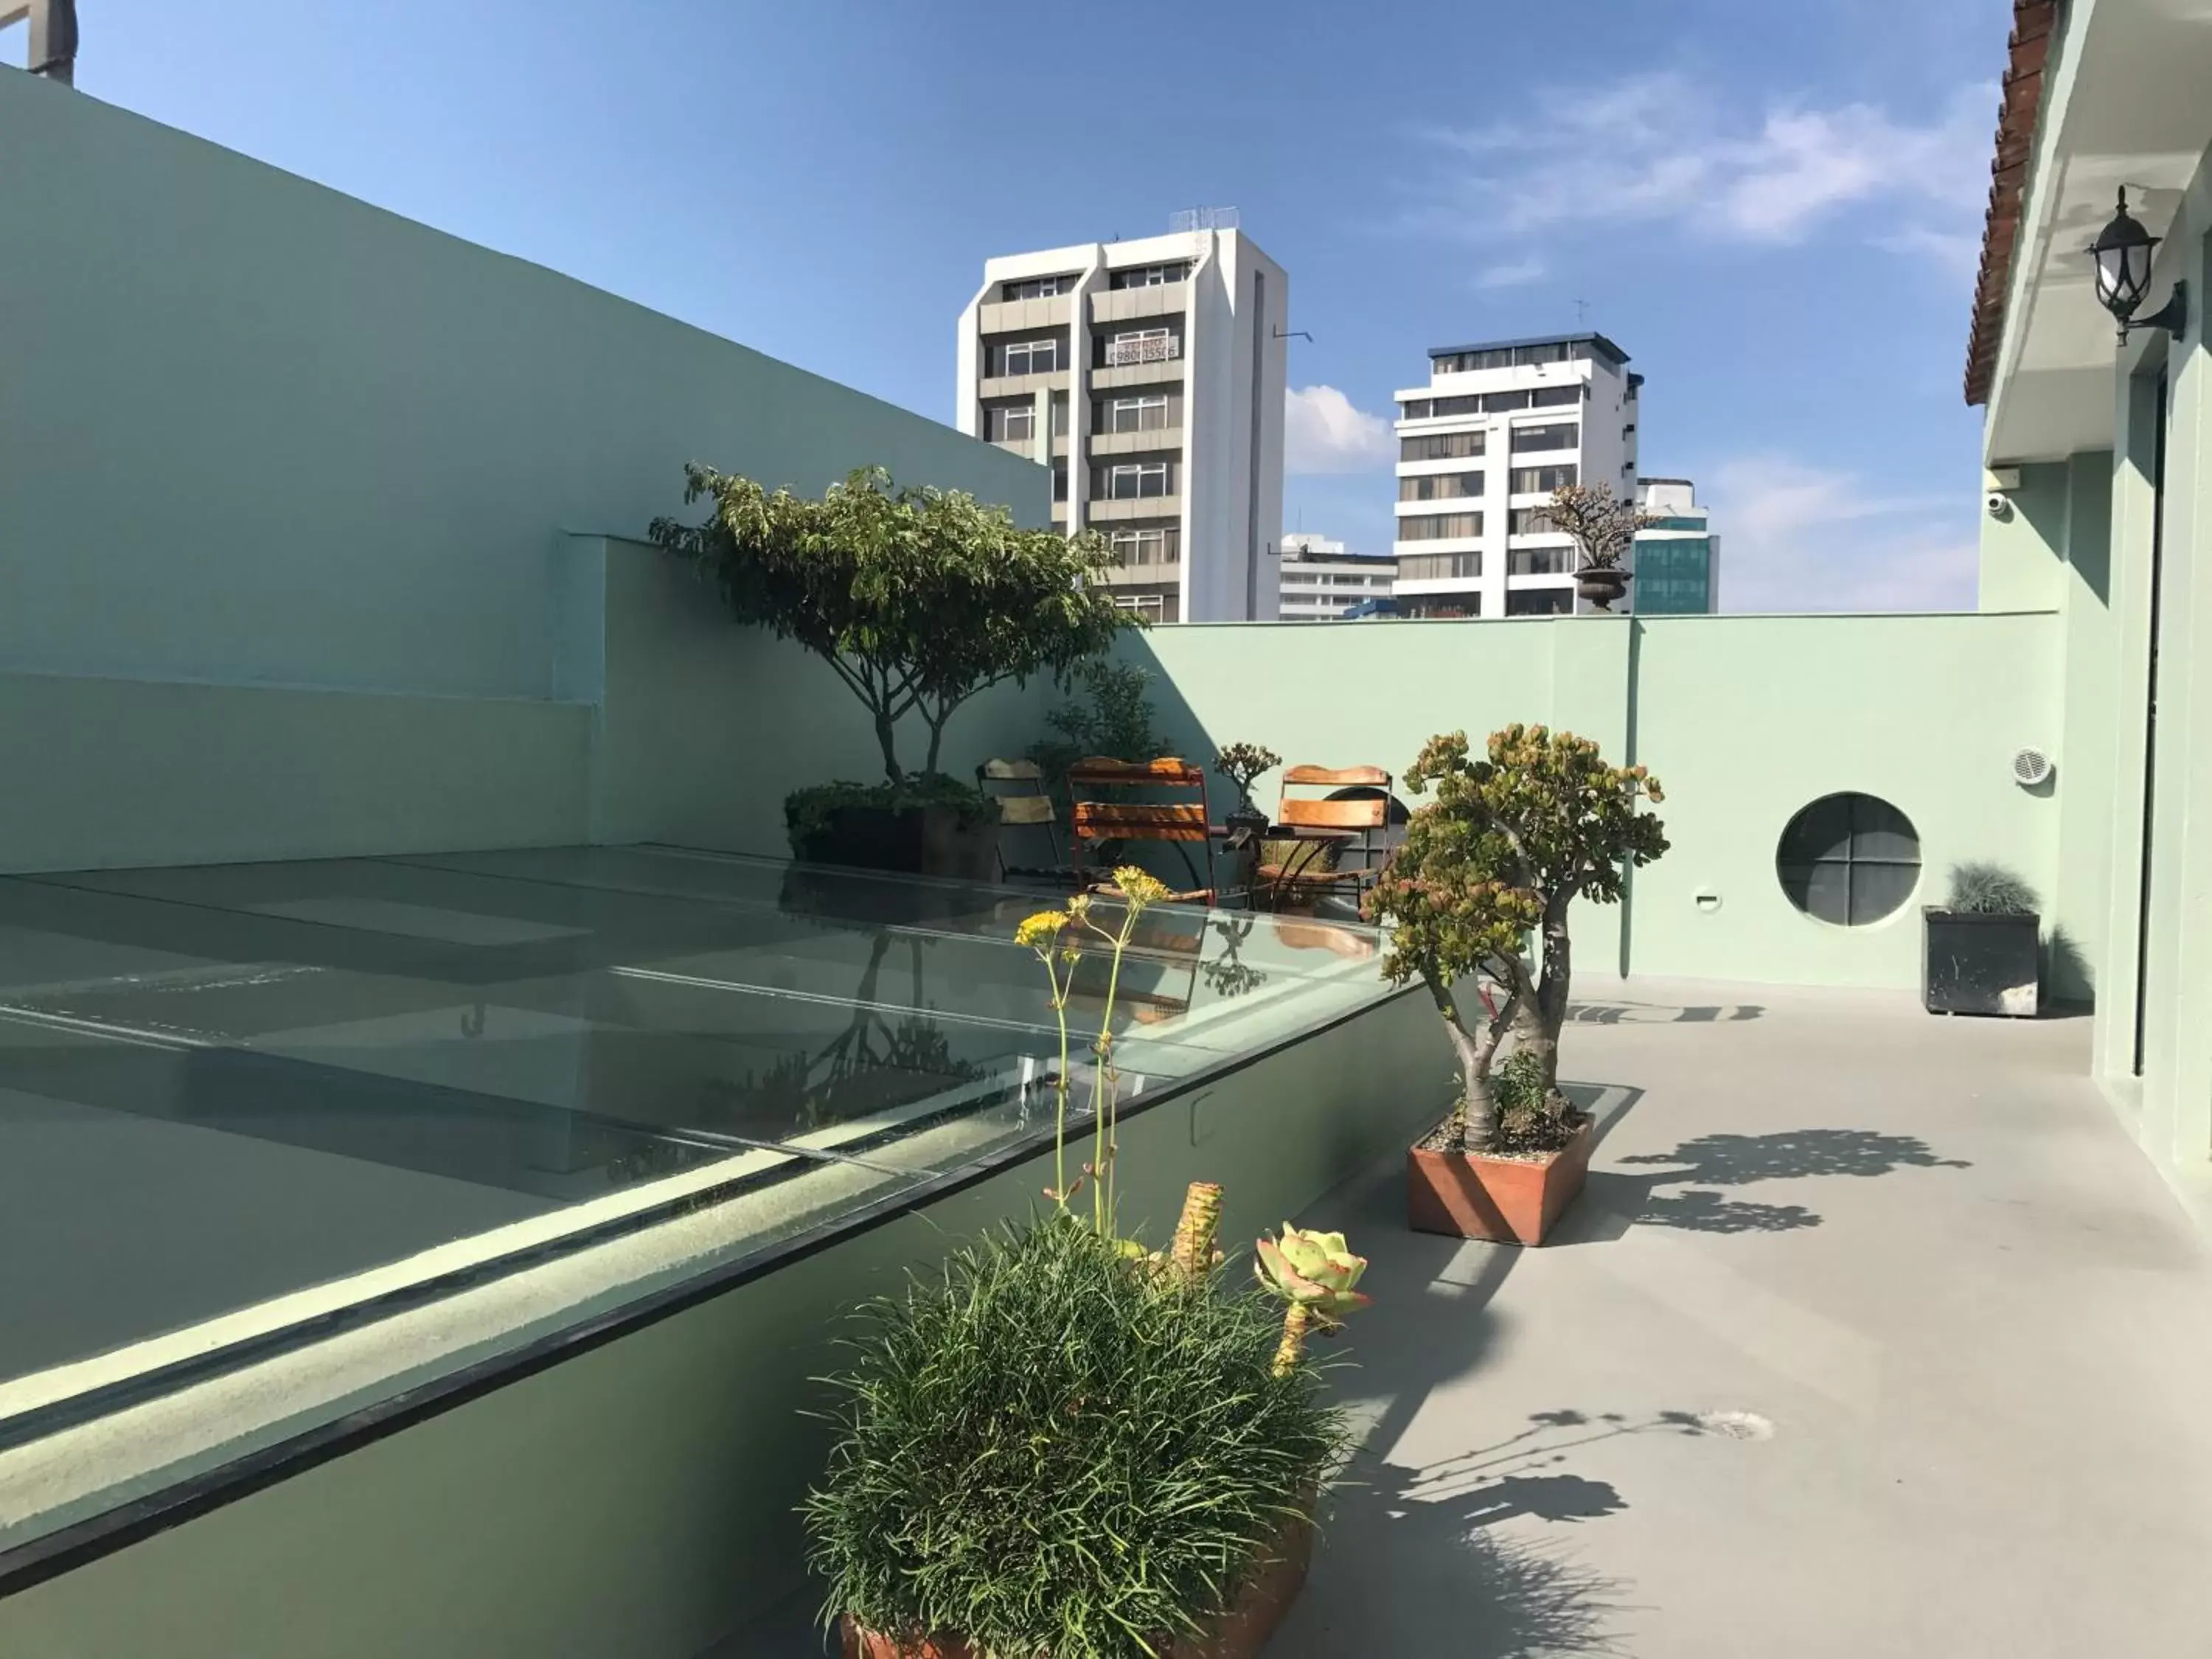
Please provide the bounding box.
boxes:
[975,759,1071,883]
[1259,765,1392,910]
[1066,756,1217,905]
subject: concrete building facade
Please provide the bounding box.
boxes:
[1390,332,1640,619]
[1631,476,1721,613]
[1275,532,1395,620]
[955,219,1289,624]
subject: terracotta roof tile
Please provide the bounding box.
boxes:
[1965,0,2057,407]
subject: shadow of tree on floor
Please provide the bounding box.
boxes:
[1567,999,1765,1025]
[1619,1129,1971,1186]
[1637,1186,1824,1233]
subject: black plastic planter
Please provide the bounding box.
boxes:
[1923,909,2041,1017]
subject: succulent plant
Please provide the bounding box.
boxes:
[1254,1225,1371,1376]
[1213,742,1282,810]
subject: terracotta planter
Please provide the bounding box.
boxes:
[1406,1118,1593,1244]
[840,1507,1312,1659]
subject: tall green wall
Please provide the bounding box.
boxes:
[1124,609,2078,995]
[0,71,1044,872]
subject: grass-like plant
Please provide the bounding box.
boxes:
[804,1213,1350,1658]
[1947,861,2039,915]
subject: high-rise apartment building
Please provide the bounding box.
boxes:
[1631,478,1720,613]
[956,216,1289,623]
[1390,333,1640,619]
[1276,533,1396,620]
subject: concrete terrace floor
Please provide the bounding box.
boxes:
[728,979,2212,1658]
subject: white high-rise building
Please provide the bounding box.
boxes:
[1390,333,1640,619]
[956,215,1289,623]
[1276,534,1397,621]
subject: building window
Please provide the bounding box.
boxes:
[1509,465,1579,494]
[1399,512,1484,541]
[1100,394,1172,433]
[994,336,1062,377]
[1109,262,1190,288]
[1108,526,1179,566]
[1509,507,1560,536]
[984,403,1035,444]
[1509,549,1569,575]
[1053,463,1068,502]
[1051,392,1068,437]
[1506,588,1573,615]
[1102,327,1179,367]
[1001,275,1075,301]
[1510,422,1579,453]
[1403,595,1483,617]
[1097,460,1172,499]
[1398,552,1484,580]
[1532,384,1583,408]
[1399,471,1484,502]
[1430,341,1590,375]
[1399,431,1485,462]
[1114,592,1171,622]
[1399,399,1433,420]
[1776,793,1921,926]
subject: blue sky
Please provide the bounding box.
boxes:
[21,0,2009,611]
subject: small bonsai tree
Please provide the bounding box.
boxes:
[650,466,1137,785]
[1365,726,1666,1150]
[1213,742,1281,815]
[1547,482,1656,610]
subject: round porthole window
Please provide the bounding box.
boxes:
[1776,793,1921,926]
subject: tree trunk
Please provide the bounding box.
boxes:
[1425,971,1516,1152]
[1526,897,1575,1107]
[872,707,902,786]
[922,704,950,778]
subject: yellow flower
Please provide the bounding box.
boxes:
[1110,867,1172,908]
[1015,910,1069,949]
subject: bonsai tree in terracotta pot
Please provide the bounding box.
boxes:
[1365,726,1666,1242]
[650,466,1138,874]
[1545,481,1655,613]
[806,871,1368,1658]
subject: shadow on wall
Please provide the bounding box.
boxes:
[2046,925,2093,1009]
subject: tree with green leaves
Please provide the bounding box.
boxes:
[650,466,1139,785]
[1365,725,1666,1150]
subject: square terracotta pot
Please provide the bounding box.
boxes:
[840,1508,1312,1659]
[1406,1119,1593,1244]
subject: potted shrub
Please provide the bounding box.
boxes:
[1212,742,1281,905]
[1545,482,1655,613]
[806,872,1368,1658]
[1365,726,1667,1243]
[650,467,1137,876]
[1924,862,2042,1017]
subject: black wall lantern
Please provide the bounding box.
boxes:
[2088,188,2187,342]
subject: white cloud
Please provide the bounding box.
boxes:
[1705,456,1977,613]
[1284,384,1394,475]
[1475,255,1547,289]
[1419,72,1992,263]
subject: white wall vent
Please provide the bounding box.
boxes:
[2011,747,2055,787]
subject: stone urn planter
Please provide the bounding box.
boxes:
[1406,1118,1595,1245]
[1575,566,1632,611]
[840,1506,1314,1659]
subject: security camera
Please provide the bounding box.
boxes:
[1986,492,2014,522]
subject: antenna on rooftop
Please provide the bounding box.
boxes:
[1169,206,1241,234]
[1573,297,1590,327]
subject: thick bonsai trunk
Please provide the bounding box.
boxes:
[1520,897,1575,1106]
[1425,970,1517,1152]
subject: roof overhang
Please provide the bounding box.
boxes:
[1975,0,2212,462]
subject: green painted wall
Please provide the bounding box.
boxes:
[0,72,1043,872]
[0,672,594,872]
[1123,609,2073,993]
[0,992,1444,1659]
